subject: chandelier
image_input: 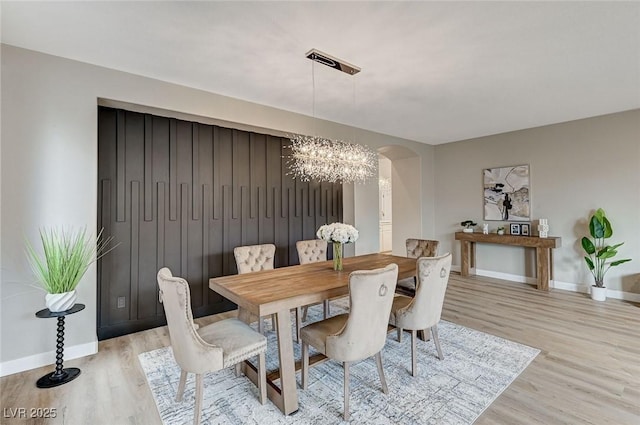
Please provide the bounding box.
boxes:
[287,49,377,184]
[288,134,378,183]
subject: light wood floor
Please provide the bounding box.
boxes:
[2,273,639,424]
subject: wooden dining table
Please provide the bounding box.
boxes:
[208,252,417,415]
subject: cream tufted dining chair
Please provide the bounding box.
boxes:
[406,238,439,259]
[389,253,452,377]
[296,239,331,325]
[300,264,398,420]
[396,238,440,295]
[234,243,277,273]
[233,244,277,334]
[157,268,267,425]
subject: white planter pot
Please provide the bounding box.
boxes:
[590,285,607,302]
[45,290,77,312]
[462,228,474,233]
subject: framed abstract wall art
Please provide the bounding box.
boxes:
[483,164,530,221]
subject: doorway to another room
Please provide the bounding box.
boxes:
[379,156,393,253]
[376,145,422,256]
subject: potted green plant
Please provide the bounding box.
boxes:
[497,226,505,235]
[460,220,477,233]
[581,208,631,301]
[26,227,115,312]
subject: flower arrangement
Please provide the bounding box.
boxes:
[316,222,359,244]
[316,223,359,271]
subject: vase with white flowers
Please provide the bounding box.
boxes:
[316,222,359,271]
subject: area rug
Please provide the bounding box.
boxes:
[139,301,539,425]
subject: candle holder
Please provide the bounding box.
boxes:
[538,219,549,238]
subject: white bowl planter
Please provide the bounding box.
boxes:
[590,286,607,302]
[45,290,77,312]
[462,228,474,233]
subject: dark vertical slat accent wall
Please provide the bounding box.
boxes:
[130,181,140,320]
[212,126,221,220]
[144,115,153,222]
[116,110,126,222]
[97,106,343,339]
[191,124,200,221]
[156,182,166,315]
[169,119,178,221]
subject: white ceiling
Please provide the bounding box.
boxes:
[2,1,639,145]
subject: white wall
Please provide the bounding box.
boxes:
[433,110,640,295]
[0,45,435,372]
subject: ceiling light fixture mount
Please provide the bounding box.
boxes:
[305,48,361,75]
[287,49,376,184]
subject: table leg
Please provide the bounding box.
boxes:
[536,247,550,291]
[550,249,554,282]
[36,316,81,388]
[241,308,299,415]
[274,309,298,414]
[460,241,471,277]
[417,329,431,342]
[237,307,251,324]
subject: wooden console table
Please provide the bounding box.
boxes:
[455,232,561,291]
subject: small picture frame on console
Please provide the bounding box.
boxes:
[521,223,530,236]
[510,223,521,235]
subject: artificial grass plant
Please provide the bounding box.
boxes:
[26,227,115,294]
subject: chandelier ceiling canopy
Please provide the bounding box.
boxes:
[287,49,377,184]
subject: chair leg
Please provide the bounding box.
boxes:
[302,305,309,322]
[411,329,418,377]
[343,361,351,421]
[295,307,302,343]
[194,374,204,425]
[432,324,444,360]
[258,352,267,404]
[323,300,330,319]
[258,317,264,334]
[397,327,403,343]
[176,370,187,402]
[301,342,309,389]
[374,352,389,394]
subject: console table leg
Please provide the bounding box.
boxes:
[536,248,550,291]
[461,241,471,277]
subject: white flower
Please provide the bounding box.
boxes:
[316,222,359,244]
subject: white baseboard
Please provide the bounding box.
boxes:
[451,265,640,302]
[0,341,98,377]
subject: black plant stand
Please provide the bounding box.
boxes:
[35,303,85,388]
